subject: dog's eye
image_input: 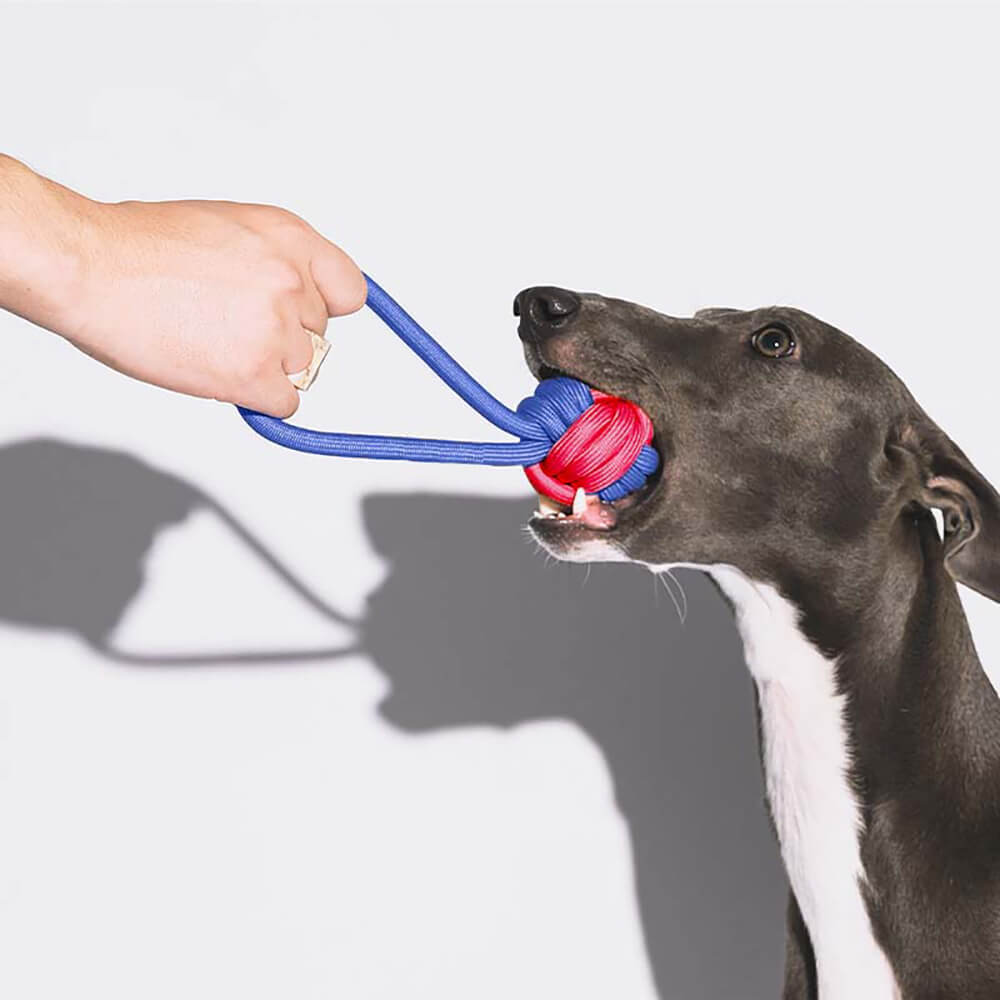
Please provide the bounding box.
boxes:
[751,325,796,359]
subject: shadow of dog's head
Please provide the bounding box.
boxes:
[516,288,1000,607]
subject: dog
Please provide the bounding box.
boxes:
[515,287,1000,999]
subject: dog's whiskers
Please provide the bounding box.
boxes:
[666,567,688,623]
[656,568,688,625]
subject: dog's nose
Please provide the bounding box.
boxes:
[514,287,581,341]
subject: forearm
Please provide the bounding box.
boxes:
[0,154,364,416]
[0,155,98,336]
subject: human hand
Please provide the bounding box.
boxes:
[65,198,366,416]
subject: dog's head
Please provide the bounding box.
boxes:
[518,287,1000,606]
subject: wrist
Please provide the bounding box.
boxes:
[0,157,105,339]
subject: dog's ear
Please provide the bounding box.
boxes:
[896,417,1000,602]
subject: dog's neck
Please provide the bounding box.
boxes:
[673,510,1000,997]
[704,561,903,997]
[796,509,1000,817]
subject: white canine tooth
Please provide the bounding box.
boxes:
[572,488,587,516]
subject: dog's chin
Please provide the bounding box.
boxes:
[528,518,625,563]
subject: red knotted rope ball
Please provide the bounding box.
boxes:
[524,390,657,506]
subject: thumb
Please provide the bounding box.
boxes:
[310,240,367,317]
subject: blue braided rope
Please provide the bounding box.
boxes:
[237,275,658,502]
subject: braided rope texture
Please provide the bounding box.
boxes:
[516,377,659,504]
[238,276,659,506]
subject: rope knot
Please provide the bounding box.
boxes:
[516,377,659,505]
[239,279,662,504]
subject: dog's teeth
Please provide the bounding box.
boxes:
[572,488,587,516]
[537,494,563,518]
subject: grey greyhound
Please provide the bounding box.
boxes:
[515,287,1000,1000]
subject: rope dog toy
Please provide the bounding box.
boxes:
[237,275,659,506]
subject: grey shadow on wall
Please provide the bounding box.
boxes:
[0,437,787,999]
[360,493,787,999]
[0,437,358,664]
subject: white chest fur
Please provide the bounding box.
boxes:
[650,563,900,999]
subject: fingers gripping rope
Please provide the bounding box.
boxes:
[238,275,659,504]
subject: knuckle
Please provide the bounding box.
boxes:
[263,257,306,296]
[261,204,311,238]
[269,204,305,226]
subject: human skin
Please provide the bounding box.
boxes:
[0,154,366,416]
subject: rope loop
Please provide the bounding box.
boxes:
[237,276,659,506]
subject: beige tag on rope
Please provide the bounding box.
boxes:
[288,331,331,391]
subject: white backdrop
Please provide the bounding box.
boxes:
[2,4,998,998]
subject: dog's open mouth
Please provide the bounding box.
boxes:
[528,364,663,533]
[532,479,655,531]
